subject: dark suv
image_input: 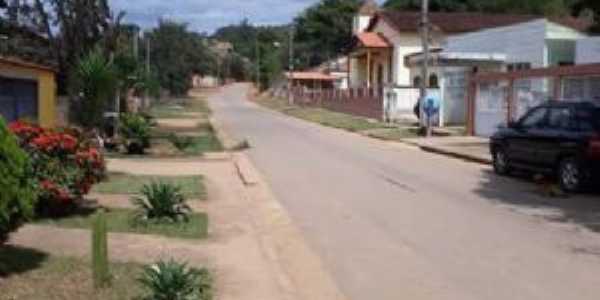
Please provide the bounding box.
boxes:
[490,102,600,192]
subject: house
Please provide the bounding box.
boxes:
[0,22,57,128]
[286,71,337,90]
[347,0,591,126]
[405,17,590,128]
[313,56,349,89]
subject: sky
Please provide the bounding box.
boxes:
[109,0,385,34]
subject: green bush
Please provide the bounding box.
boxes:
[138,259,212,300]
[0,117,37,244]
[119,113,152,154]
[131,182,191,223]
[168,134,195,152]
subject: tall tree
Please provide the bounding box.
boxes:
[294,0,361,68]
[145,20,217,96]
[383,0,572,16]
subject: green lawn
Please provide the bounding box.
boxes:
[362,127,422,141]
[36,209,209,240]
[258,96,389,132]
[93,173,207,200]
[149,97,212,119]
[0,246,143,300]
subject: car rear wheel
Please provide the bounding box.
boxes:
[493,147,511,175]
[558,158,583,193]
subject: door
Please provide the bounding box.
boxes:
[0,76,38,123]
[542,107,577,167]
[509,106,548,165]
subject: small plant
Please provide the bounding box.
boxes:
[138,259,212,300]
[119,113,152,154]
[132,182,191,223]
[92,210,111,288]
[168,134,195,152]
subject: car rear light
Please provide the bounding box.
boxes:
[589,133,600,159]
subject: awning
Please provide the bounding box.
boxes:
[355,32,392,49]
[286,72,337,81]
[405,50,506,67]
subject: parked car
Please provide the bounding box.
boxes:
[490,101,600,192]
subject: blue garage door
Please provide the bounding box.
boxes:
[0,76,38,123]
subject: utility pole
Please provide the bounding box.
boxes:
[420,0,431,137]
[132,28,139,60]
[144,36,151,109]
[255,35,260,91]
[288,25,295,105]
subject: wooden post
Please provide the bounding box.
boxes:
[506,79,515,124]
[466,74,476,136]
[553,76,562,101]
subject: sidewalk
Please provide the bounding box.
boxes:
[401,136,492,164]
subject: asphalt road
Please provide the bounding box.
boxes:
[209,83,600,300]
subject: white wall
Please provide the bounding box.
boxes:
[576,37,600,64]
[353,15,373,34]
[370,20,424,86]
[445,20,548,68]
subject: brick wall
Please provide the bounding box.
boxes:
[292,87,383,120]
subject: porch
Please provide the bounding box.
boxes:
[348,32,393,88]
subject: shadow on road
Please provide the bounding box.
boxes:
[474,169,600,233]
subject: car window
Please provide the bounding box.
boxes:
[519,107,547,128]
[577,108,600,131]
[548,108,573,130]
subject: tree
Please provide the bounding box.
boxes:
[145,20,217,96]
[383,0,572,16]
[294,0,361,68]
[0,0,125,94]
[72,48,117,128]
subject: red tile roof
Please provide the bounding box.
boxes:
[356,32,392,48]
[286,72,337,81]
[371,11,592,34]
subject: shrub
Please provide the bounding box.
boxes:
[138,259,212,300]
[0,118,37,244]
[9,121,106,216]
[119,113,152,154]
[131,182,191,223]
[168,134,195,152]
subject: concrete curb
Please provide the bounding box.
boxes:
[418,145,492,165]
[233,153,260,186]
[237,152,349,300]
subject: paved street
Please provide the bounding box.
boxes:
[209,83,600,300]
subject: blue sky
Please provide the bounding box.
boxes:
[109,0,385,34]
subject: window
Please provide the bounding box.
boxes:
[519,107,547,128]
[576,108,600,132]
[0,77,38,123]
[548,108,573,130]
[413,76,421,87]
[429,74,439,88]
[507,63,532,72]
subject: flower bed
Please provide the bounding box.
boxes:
[9,121,106,216]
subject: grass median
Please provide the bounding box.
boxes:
[36,208,209,240]
[0,246,143,299]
